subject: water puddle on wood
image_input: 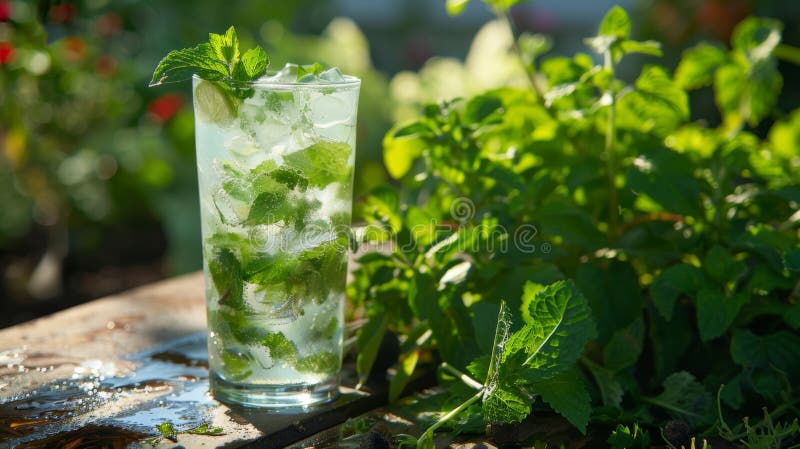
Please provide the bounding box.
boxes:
[0,333,220,447]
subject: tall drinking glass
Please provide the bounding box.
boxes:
[192,69,360,408]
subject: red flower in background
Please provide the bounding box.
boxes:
[96,13,122,38]
[0,1,11,22]
[50,3,77,23]
[94,54,117,77]
[62,36,87,62]
[148,94,183,123]
[0,42,15,64]
[696,0,749,41]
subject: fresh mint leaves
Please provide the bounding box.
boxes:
[150,26,268,88]
[284,141,353,187]
[409,282,595,443]
[354,3,800,444]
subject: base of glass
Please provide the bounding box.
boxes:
[210,372,340,409]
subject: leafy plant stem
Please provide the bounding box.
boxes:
[496,7,552,115]
[641,396,704,420]
[419,390,484,443]
[603,49,619,239]
[441,362,483,390]
[774,44,800,65]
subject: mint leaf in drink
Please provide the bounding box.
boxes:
[221,350,253,381]
[296,351,340,374]
[262,332,298,365]
[269,167,309,192]
[208,247,244,310]
[297,62,325,81]
[245,191,290,225]
[150,26,268,87]
[284,141,352,187]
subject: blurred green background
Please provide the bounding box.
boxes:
[1,0,798,327]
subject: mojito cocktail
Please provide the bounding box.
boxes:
[193,65,359,408]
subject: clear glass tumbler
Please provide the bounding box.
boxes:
[192,71,360,408]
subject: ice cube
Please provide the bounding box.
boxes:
[319,67,344,83]
[309,92,350,130]
[271,63,299,83]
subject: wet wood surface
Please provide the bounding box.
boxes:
[0,272,423,449]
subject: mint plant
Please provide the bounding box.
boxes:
[351,2,800,446]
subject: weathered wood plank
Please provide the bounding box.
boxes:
[0,272,415,448]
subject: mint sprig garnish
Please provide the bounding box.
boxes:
[149,26,269,87]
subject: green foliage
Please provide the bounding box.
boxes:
[150,26,268,88]
[608,423,650,449]
[351,4,800,445]
[262,332,298,365]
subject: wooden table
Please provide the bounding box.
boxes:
[0,273,583,449]
[0,273,425,449]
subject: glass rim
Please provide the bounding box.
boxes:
[191,73,361,89]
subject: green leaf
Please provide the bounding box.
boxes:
[484,301,513,391]
[538,203,606,250]
[628,147,703,216]
[269,167,309,192]
[483,382,531,423]
[619,39,663,57]
[504,280,596,382]
[284,141,352,187]
[618,65,689,134]
[299,62,325,77]
[389,350,419,402]
[244,191,289,225]
[296,351,340,374]
[383,122,429,179]
[209,26,240,69]
[208,247,244,310]
[674,43,727,89]
[155,421,177,439]
[649,371,712,426]
[598,6,631,39]
[731,329,800,375]
[261,332,298,365]
[583,358,624,408]
[575,261,642,343]
[463,93,503,124]
[356,309,388,385]
[714,59,782,128]
[649,264,704,321]
[603,315,644,371]
[185,423,225,435]
[784,248,800,271]
[530,369,591,434]
[703,245,747,285]
[446,0,470,15]
[696,288,747,342]
[150,26,269,87]
[150,43,228,86]
[608,423,650,449]
[221,349,252,381]
[238,46,269,80]
[732,17,783,61]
